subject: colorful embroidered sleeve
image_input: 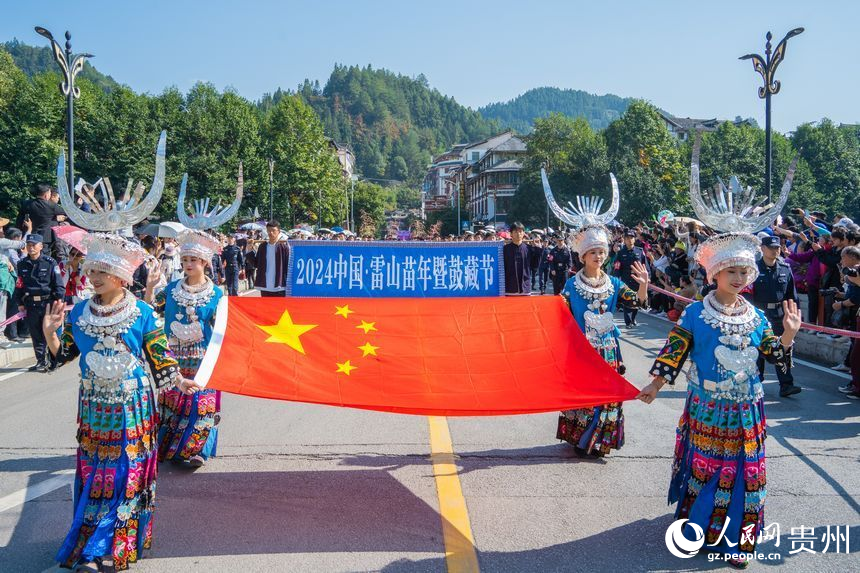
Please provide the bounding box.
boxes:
[757,320,794,374]
[618,283,642,308]
[141,309,181,388]
[649,324,692,385]
[151,288,166,314]
[57,317,79,365]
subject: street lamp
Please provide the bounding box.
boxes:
[739,27,804,203]
[267,158,275,221]
[35,27,93,194]
[350,174,359,232]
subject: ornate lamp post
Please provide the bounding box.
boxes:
[267,158,275,221]
[739,27,804,203]
[34,27,92,194]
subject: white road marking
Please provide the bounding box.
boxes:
[0,470,75,513]
[0,367,30,383]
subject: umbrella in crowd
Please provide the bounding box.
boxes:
[137,221,187,238]
[52,225,89,254]
[240,222,265,232]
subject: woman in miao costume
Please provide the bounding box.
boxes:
[146,168,242,468]
[540,169,649,457]
[636,136,802,569]
[43,132,201,572]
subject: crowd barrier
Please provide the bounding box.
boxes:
[647,284,860,339]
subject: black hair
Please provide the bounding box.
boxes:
[509,221,525,232]
[141,235,159,250]
[842,245,860,260]
[266,220,281,229]
[32,183,54,198]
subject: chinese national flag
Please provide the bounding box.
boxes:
[195,296,639,416]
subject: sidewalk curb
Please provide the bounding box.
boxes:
[0,341,34,368]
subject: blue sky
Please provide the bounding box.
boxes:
[2,1,857,132]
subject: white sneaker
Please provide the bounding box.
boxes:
[837,384,856,393]
[188,455,205,468]
[832,364,851,372]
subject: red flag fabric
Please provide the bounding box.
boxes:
[195,296,639,416]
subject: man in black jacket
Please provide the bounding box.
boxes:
[16,184,66,251]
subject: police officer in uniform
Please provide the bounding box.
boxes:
[744,235,801,397]
[222,234,243,296]
[613,229,649,327]
[13,234,63,372]
[548,233,572,295]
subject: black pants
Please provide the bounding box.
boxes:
[757,321,794,387]
[552,274,566,295]
[225,268,240,296]
[4,295,19,339]
[245,267,256,287]
[24,304,48,366]
[260,290,284,297]
[806,285,820,324]
[529,267,540,291]
[623,305,639,326]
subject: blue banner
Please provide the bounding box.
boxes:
[286,241,504,298]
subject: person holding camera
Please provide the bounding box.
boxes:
[834,246,860,397]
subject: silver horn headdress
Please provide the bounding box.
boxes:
[57,130,166,231]
[176,163,243,231]
[541,167,619,255]
[540,167,619,229]
[689,132,800,284]
[175,163,243,261]
[689,133,799,234]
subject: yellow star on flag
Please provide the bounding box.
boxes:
[336,359,357,376]
[334,304,354,318]
[257,309,317,355]
[356,320,377,334]
[358,342,379,357]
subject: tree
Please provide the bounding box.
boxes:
[510,113,609,226]
[425,206,459,237]
[603,100,686,224]
[792,120,860,220]
[262,95,345,227]
[351,180,386,237]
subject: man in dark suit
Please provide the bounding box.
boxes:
[254,220,290,297]
[17,184,66,251]
[503,222,531,294]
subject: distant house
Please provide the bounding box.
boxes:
[465,132,526,227]
[421,131,526,228]
[657,110,757,141]
[328,139,355,180]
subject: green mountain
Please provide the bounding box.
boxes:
[2,38,121,92]
[479,87,633,132]
[260,65,501,184]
